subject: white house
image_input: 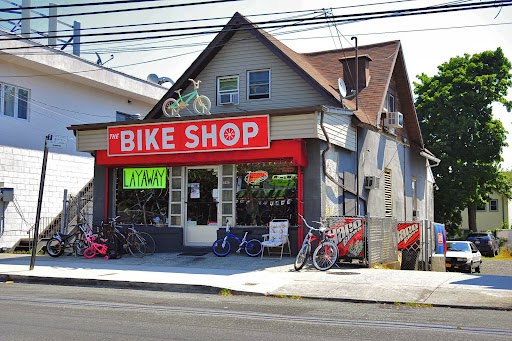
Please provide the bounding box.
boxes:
[0,29,167,250]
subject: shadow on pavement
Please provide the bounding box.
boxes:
[451,275,512,290]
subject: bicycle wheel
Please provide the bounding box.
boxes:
[312,241,338,271]
[73,239,88,256]
[294,243,310,271]
[139,232,156,256]
[162,98,181,117]
[83,247,96,259]
[244,239,262,257]
[126,233,146,258]
[193,95,211,115]
[46,238,64,257]
[212,238,231,257]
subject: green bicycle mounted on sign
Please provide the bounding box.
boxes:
[162,78,211,117]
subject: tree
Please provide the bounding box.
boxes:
[414,48,512,235]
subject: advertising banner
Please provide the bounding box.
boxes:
[397,222,421,250]
[108,115,270,156]
[329,217,365,259]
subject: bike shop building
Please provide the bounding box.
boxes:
[68,13,439,259]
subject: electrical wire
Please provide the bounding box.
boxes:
[1,0,509,51]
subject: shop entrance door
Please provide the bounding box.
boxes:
[185,166,219,247]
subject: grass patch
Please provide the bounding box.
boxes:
[495,248,512,260]
[218,288,232,296]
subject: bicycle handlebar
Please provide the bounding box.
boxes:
[298,213,327,232]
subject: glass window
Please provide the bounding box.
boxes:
[2,83,29,120]
[476,203,486,211]
[3,85,15,117]
[247,69,270,100]
[489,199,498,212]
[388,94,395,112]
[236,162,298,226]
[217,76,239,105]
[115,168,169,225]
[17,88,29,119]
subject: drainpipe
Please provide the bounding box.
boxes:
[420,151,440,167]
[351,36,359,111]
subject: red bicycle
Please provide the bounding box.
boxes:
[294,214,338,271]
[83,236,109,260]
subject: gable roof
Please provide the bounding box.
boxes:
[145,12,423,149]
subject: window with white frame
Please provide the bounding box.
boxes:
[1,83,29,120]
[489,199,498,212]
[217,75,239,105]
[388,93,395,112]
[247,69,270,100]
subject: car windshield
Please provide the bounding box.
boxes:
[447,242,470,252]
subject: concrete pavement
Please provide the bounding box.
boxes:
[0,252,511,310]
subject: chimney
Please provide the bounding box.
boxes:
[340,55,372,94]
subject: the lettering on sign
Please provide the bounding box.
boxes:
[108,115,269,156]
[331,218,365,258]
[397,223,420,250]
[123,167,167,189]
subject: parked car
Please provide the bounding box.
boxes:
[466,232,500,257]
[445,241,482,273]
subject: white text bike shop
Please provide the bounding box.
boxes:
[69,106,362,253]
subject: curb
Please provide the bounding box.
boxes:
[2,273,511,311]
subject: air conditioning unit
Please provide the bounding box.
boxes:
[219,93,238,105]
[384,111,404,128]
[364,176,379,190]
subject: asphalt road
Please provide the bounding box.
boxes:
[479,259,512,276]
[1,283,511,341]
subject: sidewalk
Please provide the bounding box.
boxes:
[1,252,511,310]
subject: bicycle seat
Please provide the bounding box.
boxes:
[175,89,182,94]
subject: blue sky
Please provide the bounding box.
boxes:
[3,0,512,168]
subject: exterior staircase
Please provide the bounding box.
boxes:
[9,178,94,253]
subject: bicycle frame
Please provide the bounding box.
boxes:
[171,89,199,109]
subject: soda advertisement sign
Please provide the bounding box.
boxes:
[397,222,420,250]
[329,217,365,259]
[108,115,269,156]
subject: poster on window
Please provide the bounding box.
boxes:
[190,183,200,199]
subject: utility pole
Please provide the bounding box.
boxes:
[29,136,50,270]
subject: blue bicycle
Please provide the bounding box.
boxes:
[212,220,262,257]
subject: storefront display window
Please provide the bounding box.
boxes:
[236,162,297,226]
[115,168,169,225]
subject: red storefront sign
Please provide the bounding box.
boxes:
[107,115,270,156]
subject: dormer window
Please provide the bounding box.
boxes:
[247,69,270,100]
[217,75,239,105]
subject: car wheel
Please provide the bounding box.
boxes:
[494,247,499,256]
[475,264,481,273]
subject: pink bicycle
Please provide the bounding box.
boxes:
[83,236,109,260]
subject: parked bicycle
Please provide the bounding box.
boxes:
[100,216,156,257]
[162,78,211,117]
[83,235,109,260]
[294,213,338,271]
[46,222,93,257]
[212,219,262,257]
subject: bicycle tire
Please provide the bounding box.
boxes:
[244,239,262,257]
[162,98,181,117]
[312,241,338,271]
[73,239,88,256]
[193,95,211,115]
[294,243,310,271]
[127,233,146,258]
[139,232,156,256]
[83,247,96,259]
[46,238,64,257]
[212,238,231,257]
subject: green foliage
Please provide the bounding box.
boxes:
[414,48,512,234]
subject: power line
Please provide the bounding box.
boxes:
[1,0,509,47]
[0,0,244,22]
[0,0,166,12]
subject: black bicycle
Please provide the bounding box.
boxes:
[46,223,92,257]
